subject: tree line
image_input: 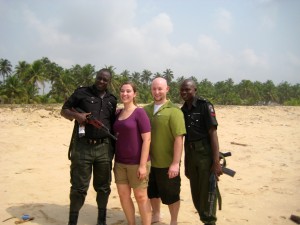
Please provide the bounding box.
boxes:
[0,57,299,105]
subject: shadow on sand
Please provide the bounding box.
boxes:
[5,202,123,225]
[5,202,168,225]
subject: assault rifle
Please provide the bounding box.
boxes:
[290,214,300,224]
[72,107,117,141]
[220,152,236,177]
[208,152,236,216]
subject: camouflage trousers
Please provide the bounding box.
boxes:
[184,139,217,224]
[69,138,114,213]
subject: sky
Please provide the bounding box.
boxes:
[1,0,300,85]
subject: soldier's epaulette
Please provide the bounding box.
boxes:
[74,85,88,92]
[197,96,209,102]
[110,94,117,100]
[71,86,88,95]
[76,85,87,90]
[105,91,117,100]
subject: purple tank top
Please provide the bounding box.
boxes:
[113,107,151,164]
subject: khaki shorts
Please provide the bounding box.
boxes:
[113,161,151,189]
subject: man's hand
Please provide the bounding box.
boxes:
[211,161,223,180]
[168,162,180,179]
[75,112,91,125]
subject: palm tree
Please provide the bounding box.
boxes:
[163,68,174,84]
[131,72,141,83]
[15,61,31,82]
[120,70,131,80]
[168,81,181,103]
[176,76,185,84]
[261,80,278,104]
[104,65,121,96]
[236,80,259,105]
[153,72,162,79]
[286,83,300,105]
[0,58,12,84]
[25,83,39,103]
[49,69,75,102]
[198,78,215,100]
[277,81,292,104]
[66,64,95,91]
[214,78,240,105]
[141,69,152,85]
[190,76,199,85]
[41,57,64,85]
[290,83,300,100]
[0,75,27,103]
[27,59,47,94]
[79,64,96,86]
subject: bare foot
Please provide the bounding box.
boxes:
[151,213,161,224]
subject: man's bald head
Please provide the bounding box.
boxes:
[151,77,169,104]
[152,77,168,88]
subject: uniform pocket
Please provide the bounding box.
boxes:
[85,97,100,104]
[192,141,212,170]
[81,97,100,115]
[193,141,210,157]
[190,112,204,128]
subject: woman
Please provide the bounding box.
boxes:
[113,81,151,225]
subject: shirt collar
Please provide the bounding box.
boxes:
[182,96,197,109]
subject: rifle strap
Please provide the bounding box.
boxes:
[68,122,77,160]
[217,184,222,210]
[217,154,225,210]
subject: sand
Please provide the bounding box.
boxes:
[0,105,299,225]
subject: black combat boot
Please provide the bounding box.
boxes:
[96,208,107,225]
[68,211,79,225]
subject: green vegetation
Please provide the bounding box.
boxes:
[1,57,299,105]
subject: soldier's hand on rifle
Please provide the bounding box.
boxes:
[211,160,223,180]
[76,112,91,125]
[69,107,91,125]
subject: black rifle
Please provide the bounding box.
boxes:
[290,214,300,224]
[73,107,117,141]
[208,152,236,216]
[220,152,236,177]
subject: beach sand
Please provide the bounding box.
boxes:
[0,105,299,225]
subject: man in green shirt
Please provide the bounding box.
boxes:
[144,77,186,225]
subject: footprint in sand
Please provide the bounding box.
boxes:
[110,220,126,225]
[15,168,35,174]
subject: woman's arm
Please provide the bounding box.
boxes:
[138,132,151,179]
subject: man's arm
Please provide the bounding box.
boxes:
[60,108,89,125]
[208,126,223,177]
[168,135,184,179]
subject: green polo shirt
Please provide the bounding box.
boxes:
[144,100,186,168]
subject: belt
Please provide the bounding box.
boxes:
[186,138,208,143]
[81,138,108,145]
[186,138,209,149]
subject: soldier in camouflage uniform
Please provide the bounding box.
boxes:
[180,79,223,225]
[61,69,117,225]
